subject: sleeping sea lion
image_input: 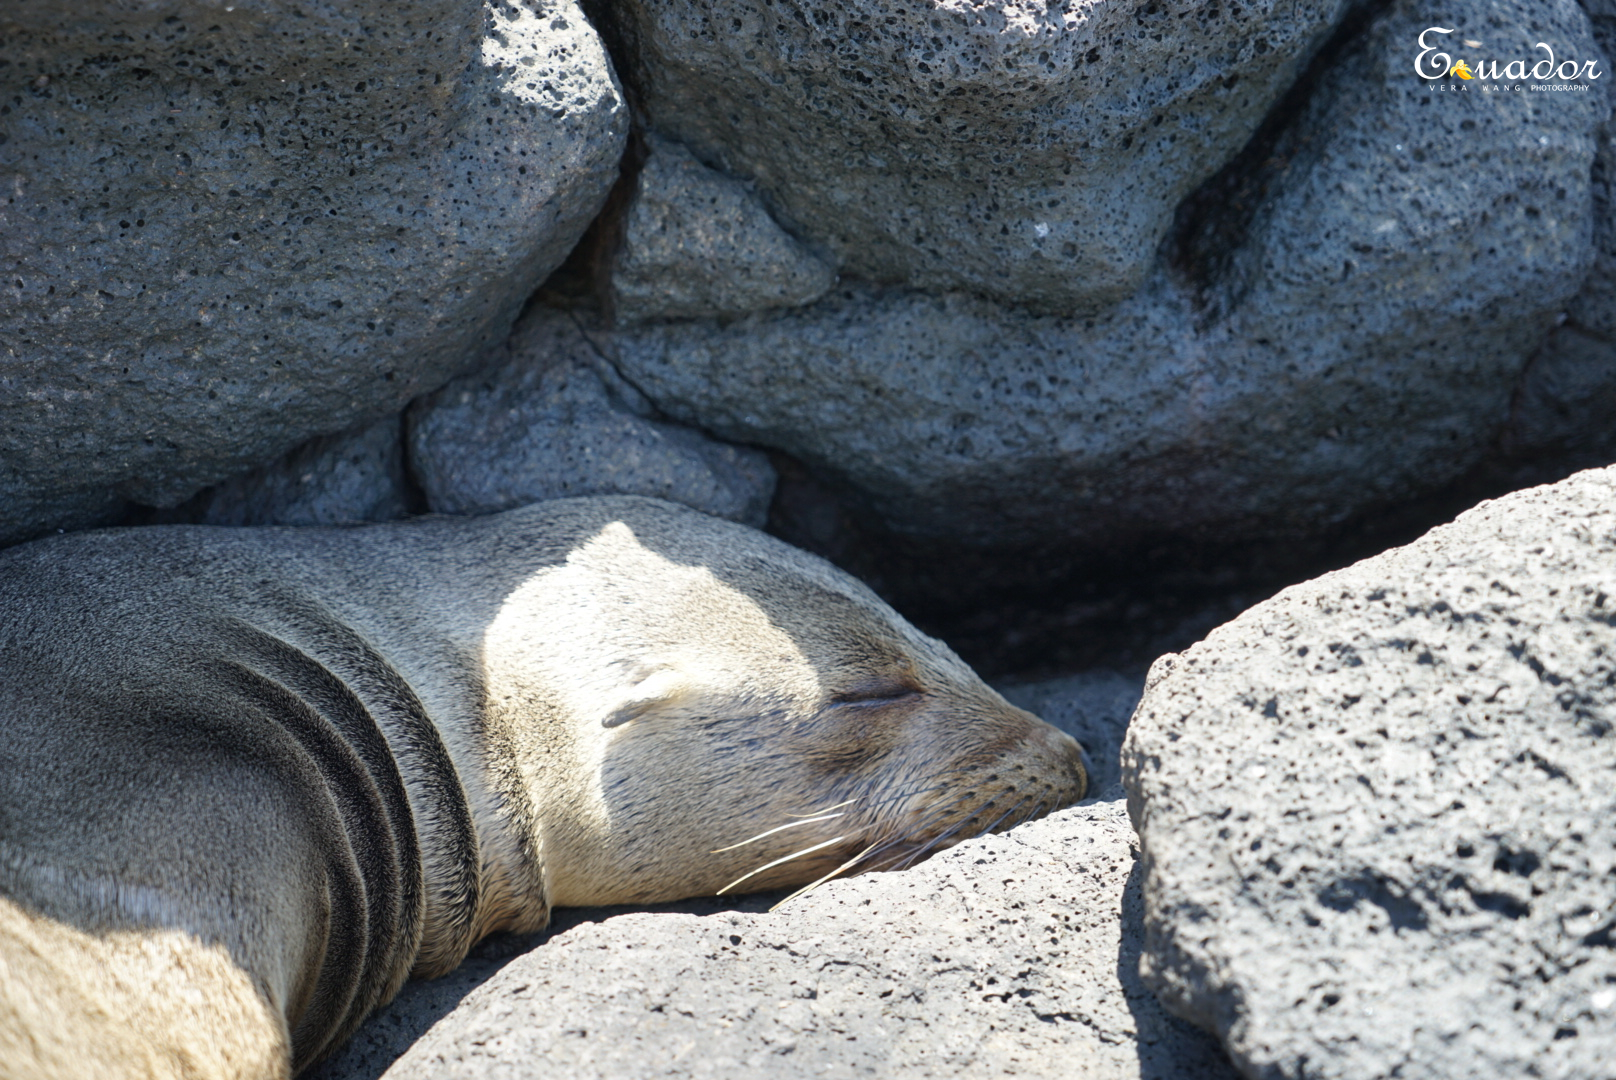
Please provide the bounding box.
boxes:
[0,496,1086,1079]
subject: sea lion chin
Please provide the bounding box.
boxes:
[0,495,1085,1078]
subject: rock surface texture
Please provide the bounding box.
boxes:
[613,0,1352,314]
[313,797,1238,1080]
[611,135,836,325]
[0,0,626,545]
[151,415,409,527]
[610,0,1606,547]
[1122,465,1616,1079]
[409,306,776,526]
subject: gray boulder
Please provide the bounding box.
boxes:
[408,307,776,527]
[150,415,408,527]
[0,0,626,546]
[312,795,1237,1080]
[612,136,835,325]
[612,0,1352,313]
[611,0,1604,549]
[1121,464,1616,1079]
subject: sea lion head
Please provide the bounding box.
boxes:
[479,498,1087,908]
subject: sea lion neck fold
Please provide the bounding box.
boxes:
[0,551,491,1072]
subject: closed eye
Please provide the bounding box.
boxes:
[830,675,923,707]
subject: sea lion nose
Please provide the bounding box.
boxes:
[1058,730,1090,802]
[1031,721,1090,803]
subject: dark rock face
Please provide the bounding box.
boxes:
[313,795,1238,1080]
[1122,465,1616,1079]
[0,0,626,545]
[609,0,1606,548]
[409,306,776,526]
[612,0,1352,314]
[148,415,409,527]
[1510,4,1616,466]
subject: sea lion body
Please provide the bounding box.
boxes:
[0,497,1085,1078]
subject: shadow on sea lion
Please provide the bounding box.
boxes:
[0,496,1086,1079]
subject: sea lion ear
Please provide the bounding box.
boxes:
[602,668,688,729]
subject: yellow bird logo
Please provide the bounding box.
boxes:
[1451,59,1474,80]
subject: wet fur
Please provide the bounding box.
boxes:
[0,496,1085,1078]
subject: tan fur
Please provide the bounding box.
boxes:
[0,496,1085,1079]
[0,896,285,1080]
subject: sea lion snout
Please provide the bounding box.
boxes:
[860,699,1088,872]
[1014,711,1092,805]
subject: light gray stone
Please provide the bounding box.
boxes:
[408,307,776,527]
[152,415,408,527]
[1121,464,1616,1080]
[610,0,1605,549]
[612,136,835,325]
[1000,670,1143,794]
[612,0,1352,314]
[0,0,626,546]
[312,797,1238,1080]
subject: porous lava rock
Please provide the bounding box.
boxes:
[1122,465,1616,1079]
[408,306,775,526]
[611,135,835,325]
[610,0,1605,549]
[0,0,625,545]
[611,0,1352,314]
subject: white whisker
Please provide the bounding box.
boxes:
[777,790,982,895]
[716,835,848,895]
[768,838,887,912]
[784,798,859,818]
[710,812,846,853]
[856,790,977,863]
[897,795,1029,871]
